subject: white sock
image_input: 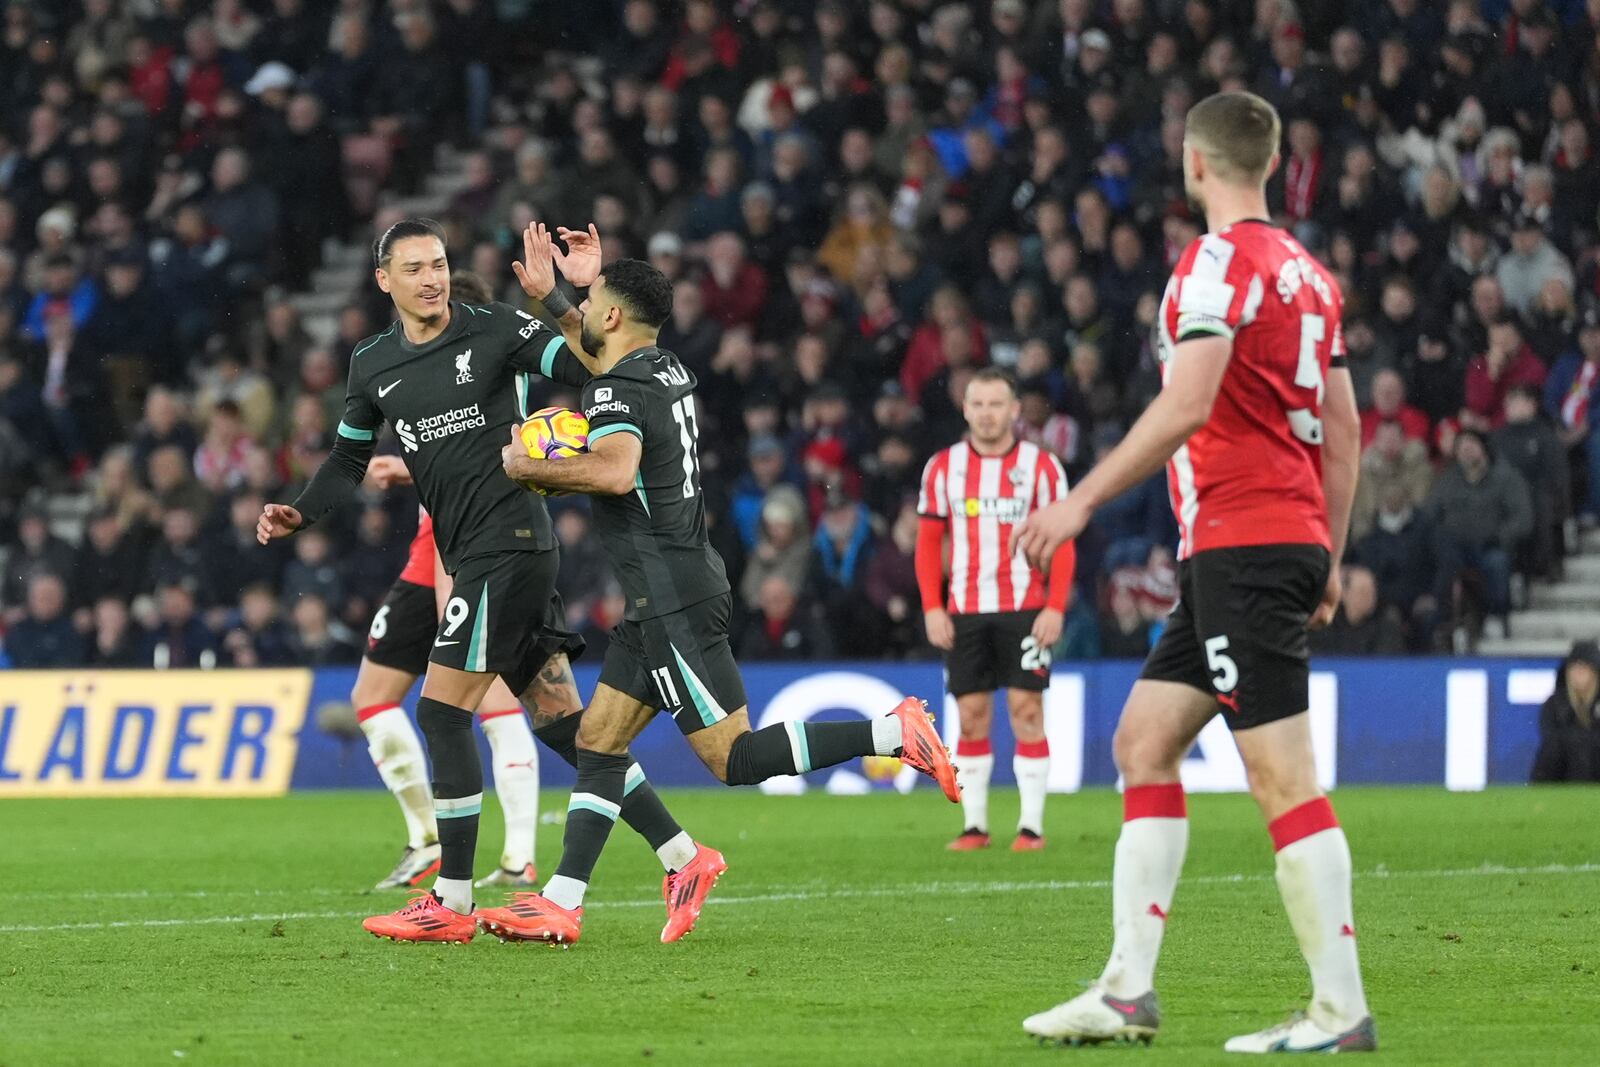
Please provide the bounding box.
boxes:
[433,876,473,915]
[1014,743,1050,835]
[360,704,436,848]
[1100,784,1188,998]
[542,873,587,910]
[871,714,902,756]
[952,744,993,832]
[480,710,539,871]
[657,830,698,873]
[1273,803,1370,1029]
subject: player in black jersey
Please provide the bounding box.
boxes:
[479,245,959,946]
[255,218,710,943]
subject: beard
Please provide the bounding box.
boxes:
[579,320,603,357]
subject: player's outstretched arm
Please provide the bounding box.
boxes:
[512,222,585,337]
[1012,335,1231,568]
[501,425,641,497]
[509,221,593,385]
[279,432,376,535]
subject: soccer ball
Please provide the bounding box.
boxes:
[517,406,589,494]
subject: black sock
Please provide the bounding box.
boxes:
[535,714,684,852]
[724,720,877,785]
[416,696,481,881]
[553,748,632,885]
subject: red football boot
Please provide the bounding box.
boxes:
[660,843,729,943]
[889,697,961,802]
[362,890,477,943]
[477,893,583,945]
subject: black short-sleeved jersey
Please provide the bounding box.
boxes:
[297,301,591,572]
[580,346,730,621]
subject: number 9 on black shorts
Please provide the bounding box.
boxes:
[428,550,571,694]
[945,610,1053,696]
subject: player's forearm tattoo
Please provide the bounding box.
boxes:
[522,656,583,728]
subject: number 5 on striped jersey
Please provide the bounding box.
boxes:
[1287,313,1325,445]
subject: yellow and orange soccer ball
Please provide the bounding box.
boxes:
[517,406,589,494]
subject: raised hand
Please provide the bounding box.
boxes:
[553,224,603,288]
[511,222,557,300]
[256,503,303,545]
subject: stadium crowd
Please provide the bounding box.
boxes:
[2,0,1599,670]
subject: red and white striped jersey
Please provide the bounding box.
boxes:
[917,439,1069,614]
[1157,220,1341,559]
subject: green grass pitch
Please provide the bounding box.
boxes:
[2,787,1597,1065]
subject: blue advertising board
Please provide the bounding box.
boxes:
[0,659,1560,797]
[291,658,1558,795]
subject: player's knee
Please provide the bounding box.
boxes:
[574,712,629,757]
[1243,758,1318,817]
[1112,721,1178,783]
[1008,694,1044,729]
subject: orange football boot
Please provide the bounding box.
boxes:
[362,890,477,943]
[889,697,961,802]
[477,892,584,945]
[1012,830,1047,852]
[948,828,991,851]
[660,843,729,943]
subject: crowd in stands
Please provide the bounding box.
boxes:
[4,0,1600,670]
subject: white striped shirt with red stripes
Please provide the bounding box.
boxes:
[917,439,1070,614]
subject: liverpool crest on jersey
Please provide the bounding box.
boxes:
[454,348,474,384]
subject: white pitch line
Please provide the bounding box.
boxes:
[1,862,1595,936]
[18,860,1599,905]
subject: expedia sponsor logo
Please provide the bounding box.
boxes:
[961,497,1028,522]
[414,403,487,443]
[586,399,632,417]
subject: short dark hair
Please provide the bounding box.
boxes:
[600,258,673,329]
[373,217,446,269]
[970,365,1019,396]
[450,268,492,304]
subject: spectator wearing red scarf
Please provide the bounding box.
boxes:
[1282,115,1325,224]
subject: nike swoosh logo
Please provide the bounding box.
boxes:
[379,380,402,397]
[433,639,459,647]
[1104,997,1140,1017]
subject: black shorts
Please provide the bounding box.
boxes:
[368,569,585,685]
[1140,544,1330,731]
[426,550,585,694]
[598,592,748,736]
[946,610,1053,696]
[365,579,438,676]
